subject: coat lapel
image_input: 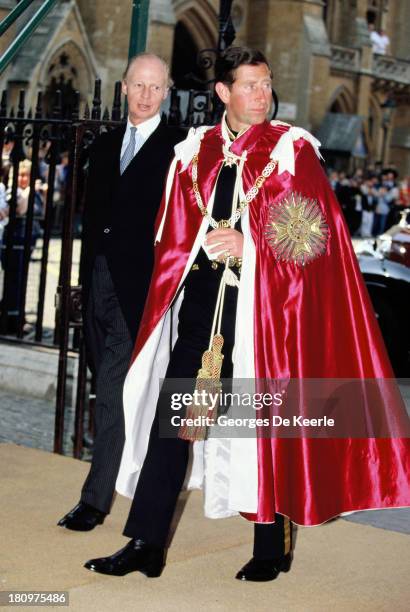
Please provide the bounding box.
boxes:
[121,120,168,176]
[109,125,126,180]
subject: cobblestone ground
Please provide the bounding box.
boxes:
[0,390,91,460]
[0,388,409,534]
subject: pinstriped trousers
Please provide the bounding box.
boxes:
[80,255,133,514]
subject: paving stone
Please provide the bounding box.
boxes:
[0,388,409,534]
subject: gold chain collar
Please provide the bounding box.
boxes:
[191,152,277,229]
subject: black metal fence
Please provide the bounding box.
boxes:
[0,78,223,457]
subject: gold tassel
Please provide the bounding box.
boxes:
[178,334,224,441]
[178,145,245,442]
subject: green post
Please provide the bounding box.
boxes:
[128,0,150,59]
[0,0,59,74]
[0,0,36,38]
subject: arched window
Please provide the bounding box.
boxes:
[171,21,208,90]
[329,86,355,115]
[43,52,79,117]
[367,0,389,29]
[330,99,343,113]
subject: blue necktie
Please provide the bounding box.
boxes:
[120,127,137,175]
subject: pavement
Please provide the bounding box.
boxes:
[1,388,410,533]
[1,442,410,612]
[2,226,409,608]
[1,326,409,609]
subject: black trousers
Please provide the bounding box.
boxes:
[81,255,133,513]
[123,256,292,558]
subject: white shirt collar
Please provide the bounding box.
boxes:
[121,113,161,160]
[221,111,250,148]
[127,113,161,140]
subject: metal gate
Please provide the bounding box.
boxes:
[0,78,235,457]
[0,0,283,458]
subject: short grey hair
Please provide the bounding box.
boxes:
[123,52,173,87]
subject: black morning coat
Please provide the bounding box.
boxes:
[80,119,186,346]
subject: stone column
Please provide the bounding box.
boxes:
[357,45,372,119]
[349,0,371,49]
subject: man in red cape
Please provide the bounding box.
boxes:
[85,47,410,581]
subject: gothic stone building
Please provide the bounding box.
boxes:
[0,0,409,174]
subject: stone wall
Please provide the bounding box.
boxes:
[0,0,409,170]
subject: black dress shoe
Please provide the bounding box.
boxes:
[235,552,292,582]
[84,539,165,578]
[57,502,106,531]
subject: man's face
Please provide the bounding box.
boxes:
[216,63,273,132]
[122,57,169,125]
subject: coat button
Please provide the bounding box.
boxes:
[103,228,110,234]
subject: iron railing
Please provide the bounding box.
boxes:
[0,78,238,456]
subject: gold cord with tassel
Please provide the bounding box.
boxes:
[178,150,246,442]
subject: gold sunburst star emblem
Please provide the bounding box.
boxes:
[265,192,329,266]
[223,154,238,167]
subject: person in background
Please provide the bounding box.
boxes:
[380,170,399,232]
[0,160,46,333]
[335,174,362,235]
[328,170,339,191]
[348,177,367,236]
[376,29,390,55]
[369,23,390,55]
[360,175,378,237]
[373,184,391,236]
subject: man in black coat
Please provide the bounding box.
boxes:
[57,53,185,531]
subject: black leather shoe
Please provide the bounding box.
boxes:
[235,552,292,582]
[57,502,106,531]
[84,539,165,577]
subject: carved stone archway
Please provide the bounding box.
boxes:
[328,85,356,114]
[40,40,94,116]
[171,0,218,89]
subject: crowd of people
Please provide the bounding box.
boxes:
[0,146,69,333]
[328,167,410,237]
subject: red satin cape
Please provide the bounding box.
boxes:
[132,121,410,525]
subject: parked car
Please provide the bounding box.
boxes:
[378,209,410,269]
[354,209,410,377]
